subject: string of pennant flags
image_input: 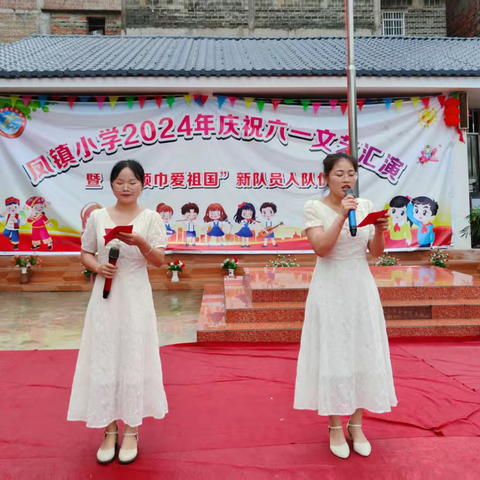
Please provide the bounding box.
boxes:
[5,92,459,114]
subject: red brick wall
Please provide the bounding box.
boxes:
[43,0,121,11]
[0,10,39,43]
[447,0,480,37]
[50,13,121,35]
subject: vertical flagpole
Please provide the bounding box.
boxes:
[345,0,359,197]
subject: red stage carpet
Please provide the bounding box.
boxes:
[2,339,480,479]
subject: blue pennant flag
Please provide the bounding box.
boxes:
[217,96,227,109]
[79,96,90,102]
[38,95,48,108]
[384,98,393,109]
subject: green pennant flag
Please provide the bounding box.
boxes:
[166,96,175,108]
[10,95,19,108]
[284,99,295,105]
[451,92,459,99]
[301,99,311,111]
[126,96,135,109]
[255,100,265,112]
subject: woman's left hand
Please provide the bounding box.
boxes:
[374,215,389,233]
[116,232,148,249]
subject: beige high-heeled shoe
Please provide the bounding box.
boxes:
[96,430,118,465]
[328,425,350,459]
[347,421,372,457]
[119,430,139,465]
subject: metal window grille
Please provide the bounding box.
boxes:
[382,12,405,36]
[381,0,412,7]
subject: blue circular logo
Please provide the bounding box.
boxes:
[0,107,27,139]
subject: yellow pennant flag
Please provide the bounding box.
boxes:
[183,94,192,106]
[411,97,420,108]
[245,97,254,109]
[109,96,119,110]
[394,99,403,112]
[10,95,19,108]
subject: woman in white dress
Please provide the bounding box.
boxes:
[67,160,169,465]
[294,153,397,459]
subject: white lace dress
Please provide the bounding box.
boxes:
[294,199,397,416]
[67,208,169,428]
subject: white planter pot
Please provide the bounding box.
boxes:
[21,267,28,274]
[171,270,179,282]
[228,268,235,277]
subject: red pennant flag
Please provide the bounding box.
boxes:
[193,94,200,103]
[52,96,62,102]
[271,98,282,111]
[438,95,446,108]
[138,96,147,108]
[95,96,106,109]
[154,95,163,108]
[67,96,76,109]
[357,98,366,111]
[312,103,321,115]
[421,97,430,109]
[329,99,338,111]
[228,96,237,108]
[340,102,348,115]
[200,95,209,106]
[22,96,32,108]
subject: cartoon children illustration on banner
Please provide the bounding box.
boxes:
[156,203,176,237]
[407,196,438,248]
[26,196,54,250]
[387,196,412,248]
[0,197,26,250]
[234,202,260,248]
[178,202,199,247]
[259,202,284,248]
[203,203,232,247]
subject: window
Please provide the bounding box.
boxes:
[424,0,443,6]
[88,18,105,35]
[382,12,405,36]
[381,0,412,7]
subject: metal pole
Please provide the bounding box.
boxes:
[345,0,359,197]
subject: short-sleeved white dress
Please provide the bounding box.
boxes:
[67,208,169,428]
[294,199,397,416]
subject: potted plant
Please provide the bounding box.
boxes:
[267,254,300,268]
[221,257,238,277]
[429,249,449,268]
[460,206,480,247]
[13,255,41,284]
[374,254,401,266]
[167,260,185,282]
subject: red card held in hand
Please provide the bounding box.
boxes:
[358,209,388,228]
[104,225,133,245]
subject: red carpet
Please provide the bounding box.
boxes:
[1,339,480,479]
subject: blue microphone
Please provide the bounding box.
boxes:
[345,188,357,237]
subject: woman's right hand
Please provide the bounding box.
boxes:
[341,195,359,219]
[97,263,117,279]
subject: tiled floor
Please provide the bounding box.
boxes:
[0,290,203,351]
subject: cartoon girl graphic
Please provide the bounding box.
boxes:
[203,203,231,247]
[80,202,102,234]
[178,202,199,247]
[387,196,412,248]
[234,202,259,248]
[25,196,54,250]
[156,203,175,237]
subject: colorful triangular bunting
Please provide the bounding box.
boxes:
[52,96,61,102]
[67,96,76,109]
[357,98,366,111]
[166,96,175,108]
[22,96,32,108]
[95,96,106,109]
[38,95,47,109]
[394,99,403,112]
[421,97,430,109]
[126,96,135,109]
[411,97,420,108]
[199,95,209,106]
[329,99,338,111]
[271,99,282,111]
[301,99,311,111]
[340,102,348,115]
[256,100,266,112]
[109,96,119,110]
[245,97,254,109]
[228,96,237,107]
[79,96,90,103]
[217,96,227,109]
[438,95,446,107]
[154,95,163,108]
[312,102,321,115]
[10,95,18,108]
[283,99,295,105]
[183,94,192,106]
[138,96,147,108]
[384,98,393,110]
[451,92,459,99]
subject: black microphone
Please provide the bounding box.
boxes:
[345,188,357,237]
[103,246,120,299]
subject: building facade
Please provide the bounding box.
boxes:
[447,0,480,37]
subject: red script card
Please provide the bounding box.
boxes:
[358,209,388,228]
[104,225,134,246]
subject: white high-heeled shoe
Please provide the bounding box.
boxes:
[328,425,350,459]
[347,422,372,457]
[119,430,139,465]
[96,430,118,465]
